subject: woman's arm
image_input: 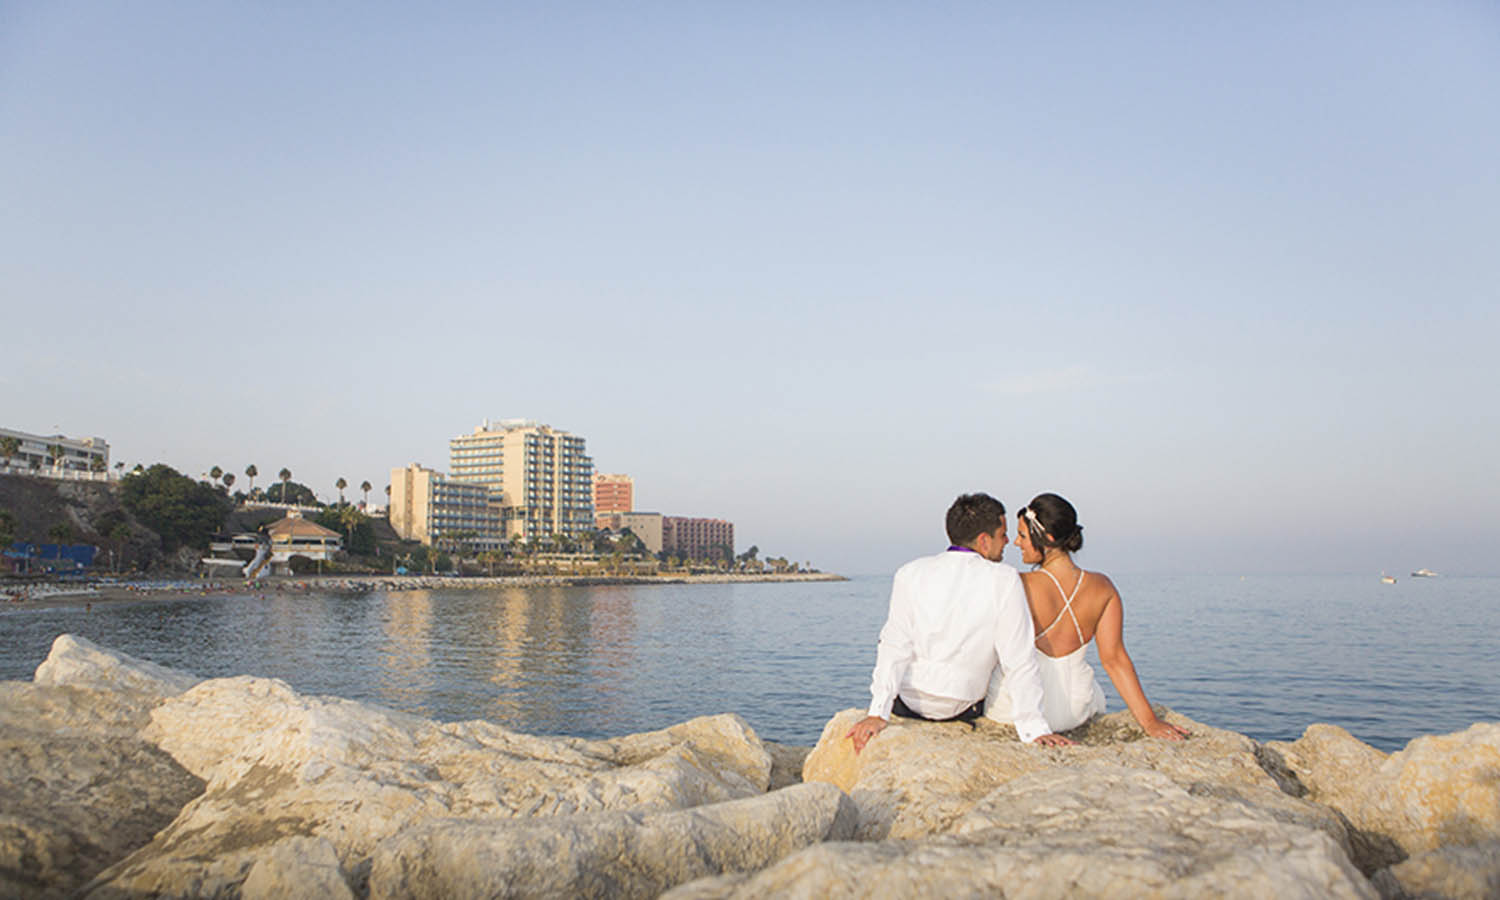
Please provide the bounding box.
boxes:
[1093,579,1189,740]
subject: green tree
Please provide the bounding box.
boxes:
[89,457,106,473]
[360,480,372,508]
[0,436,19,468]
[0,510,16,548]
[47,443,65,473]
[278,468,292,503]
[245,464,258,496]
[222,472,235,493]
[209,466,223,483]
[47,521,74,544]
[267,479,317,505]
[335,477,347,504]
[108,522,133,572]
[316,505,374,556]
[119,464,233,552]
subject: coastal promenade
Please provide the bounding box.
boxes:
[2,571,847,607]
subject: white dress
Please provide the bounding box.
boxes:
[984,570,1106,732]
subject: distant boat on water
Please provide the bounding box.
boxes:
[1381,573,1397,584]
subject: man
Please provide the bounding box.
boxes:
[847,493,1072,752]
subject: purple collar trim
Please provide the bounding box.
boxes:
[946,545,978,554]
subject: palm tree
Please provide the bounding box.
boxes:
[47,443,65,473]
[278,468,292,504]
[245,464,258,496]
[222,472,235,494]
[335,477,348,504]
[209,466,223,483]
[0,436,19,469]
[360,481,372,508]
[339,504,363,552]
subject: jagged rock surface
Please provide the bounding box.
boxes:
[1263,722,1500,862]
[668,764,1376,899]
[1371,842,1500,900]
[84,665,778,896]
[802,706,1290,842]
[367,782,857,899]
[0,636,205,899]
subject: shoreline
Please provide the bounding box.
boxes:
[2,571,848,609]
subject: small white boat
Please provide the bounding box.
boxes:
[1411,568,1438,578]
[1381,573,1397,584]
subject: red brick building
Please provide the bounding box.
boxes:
[662,516,734,561]
[593,473,634,528]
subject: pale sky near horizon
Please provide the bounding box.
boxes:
[3,3,1497,576]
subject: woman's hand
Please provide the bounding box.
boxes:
[1143,719,1190,741]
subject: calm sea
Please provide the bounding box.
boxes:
[1,575,1495,752]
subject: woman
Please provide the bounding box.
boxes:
[985,493,1188,740]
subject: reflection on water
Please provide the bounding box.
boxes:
[1,576,1495,749]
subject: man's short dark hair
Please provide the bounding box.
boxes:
[946,493,1006,546]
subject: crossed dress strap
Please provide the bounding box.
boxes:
[1035,568,1087,645]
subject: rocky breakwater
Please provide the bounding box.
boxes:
[3,640,1497,899]
[1,635,852,898]
[670,709,1500,899]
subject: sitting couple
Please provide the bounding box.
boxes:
[847,492,1188,752]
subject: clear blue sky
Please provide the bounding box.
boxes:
[4,3,1496,575]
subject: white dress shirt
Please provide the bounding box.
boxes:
[868,548,1052,743]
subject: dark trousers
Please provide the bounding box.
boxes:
[891,695,984,725]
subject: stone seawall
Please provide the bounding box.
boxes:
[4,571,848,606]
[3,635,1496,898]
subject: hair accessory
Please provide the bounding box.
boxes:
[1023,507,1047,536]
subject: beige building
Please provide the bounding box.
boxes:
[449,420,594,541]
[267,511,342,571]
[662,516,735,561]
[596,511,664,555]
[389,463,502,550]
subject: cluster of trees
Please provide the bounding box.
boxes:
[187,464,381,512]
[419,531,813,576]
[119,464,234,552]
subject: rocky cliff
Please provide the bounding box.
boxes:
[2,635,1496,898]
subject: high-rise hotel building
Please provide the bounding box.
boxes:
[450,420,595,541]
[389,463,502,550]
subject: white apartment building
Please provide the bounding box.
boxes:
[389,463,503,550]
[449,419,594,541]
[0,427,110,479]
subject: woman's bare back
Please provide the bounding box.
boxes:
[1021,568,1119,658]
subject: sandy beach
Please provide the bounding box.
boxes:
[2,571,848,609]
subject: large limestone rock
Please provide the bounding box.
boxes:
[0,637,206,898]
[1,632,207,897]
[33,633,200,702]
[1264,723,1500,860]
[367,781,857,899]
[667,765,1375,899]
[803,706,1284,841]
[1371,842,1500,900]
[84,674,776,897]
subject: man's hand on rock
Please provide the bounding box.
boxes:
[1032,732,1074,748]
[846,716,887,753]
